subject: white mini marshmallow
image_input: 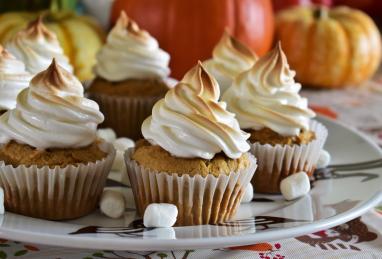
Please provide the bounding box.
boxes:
[241,183,254,203]
[113,138,135,151]
[100,190,125,218]
[0,188,3,214]
[317,150,331,169]
[97,128,117,143]
[280,171,311,201]
[112,138,135,171]
[143,203,178,228]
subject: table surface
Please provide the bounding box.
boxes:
[0,83,382,258]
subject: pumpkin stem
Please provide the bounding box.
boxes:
[313,6,329,20]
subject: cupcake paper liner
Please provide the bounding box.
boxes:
[0,142,115,220]
[89,92,162,140]
[249,120,328,194]
[125,149,257,226]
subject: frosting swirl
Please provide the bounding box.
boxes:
[222,43,315,136]
[5,17,73,75]
[0,59,104,149]
[0,45,32,110]
[203,31,257,93]
[94,11,170,82]
[142,62,250,159]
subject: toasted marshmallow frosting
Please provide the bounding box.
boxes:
[5,17,73,75]
[142,62,250,159]
[222,43,316,137]
[0,59,104,149]
[203,31,257,93]
[0,46,32,110]
[94,11,170,82]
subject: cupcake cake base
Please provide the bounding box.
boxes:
[249,120,328,194]
[0,142,115,220]
[88,78,168,140]
[125,144,257,226]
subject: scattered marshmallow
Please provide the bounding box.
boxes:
[97,128,117,143]
[280,172,310,201]
[0,188,3,214]
[317,150,331,169]
[143,203,178,228]
[112,138,135,171]
[241,183,254,203]
[100,190,125,218]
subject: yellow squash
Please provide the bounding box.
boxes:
[0,11,105,81]
[276,6,381,88]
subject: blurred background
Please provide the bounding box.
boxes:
[0,0,381,88]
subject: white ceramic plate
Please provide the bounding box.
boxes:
[0,117,381,251]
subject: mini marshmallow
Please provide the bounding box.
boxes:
[143,203,178,228]
[113,138,135,151]
[100,190,125,218]
[317,150,331,169]
[97,128,117,143]
[280,171,310,201]
[0,188,3,214]
[112,138,135,171]
[241,183,254,203]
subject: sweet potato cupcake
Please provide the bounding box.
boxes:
[203,30,258,93]
[125,62,257,226]
[223,43,327,193]
[5,16,73,75]
[0,59,115,220]
[88,11,171,140]
[0,45,32,114]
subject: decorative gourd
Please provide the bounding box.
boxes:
[276,6,381,88]
[0,11,105,81]
[111,0,275,79]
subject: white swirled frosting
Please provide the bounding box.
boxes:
[94,11,170,82]
[0,46,32,110]
[0,59,104,149]
[203,31,257,93]
[222,43,315,136]
[142,62,250,159]
[5,17,73,75]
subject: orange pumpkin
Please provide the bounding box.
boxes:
[111,0,275,79]
[276,6,381,88]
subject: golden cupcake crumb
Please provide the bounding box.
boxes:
[132,140,251,177]
[248,128,316,146]
[88,77,169,97]
[0,141,107,168]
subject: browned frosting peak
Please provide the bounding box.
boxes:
[115,11,147,39]
[23,16,56,41]
[31,59,82,96]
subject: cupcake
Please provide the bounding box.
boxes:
[223,43,327,194]
[0,59,115,220]
[203,30,258,93]
[88,11,171,140]
[125,62,257,226]
[0,45,32,113]
[5,16,73,75]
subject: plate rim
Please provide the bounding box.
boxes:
[0,116,381,251]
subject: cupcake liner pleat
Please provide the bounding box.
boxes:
[89,92,162,140]
[124,149,257,226]
[249,120,328,193]
[0,142,115,220]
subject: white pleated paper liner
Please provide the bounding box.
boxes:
[88,92,163,140]
[0,141,115,220]
[124,148,257,226]
[249,120,328,193]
